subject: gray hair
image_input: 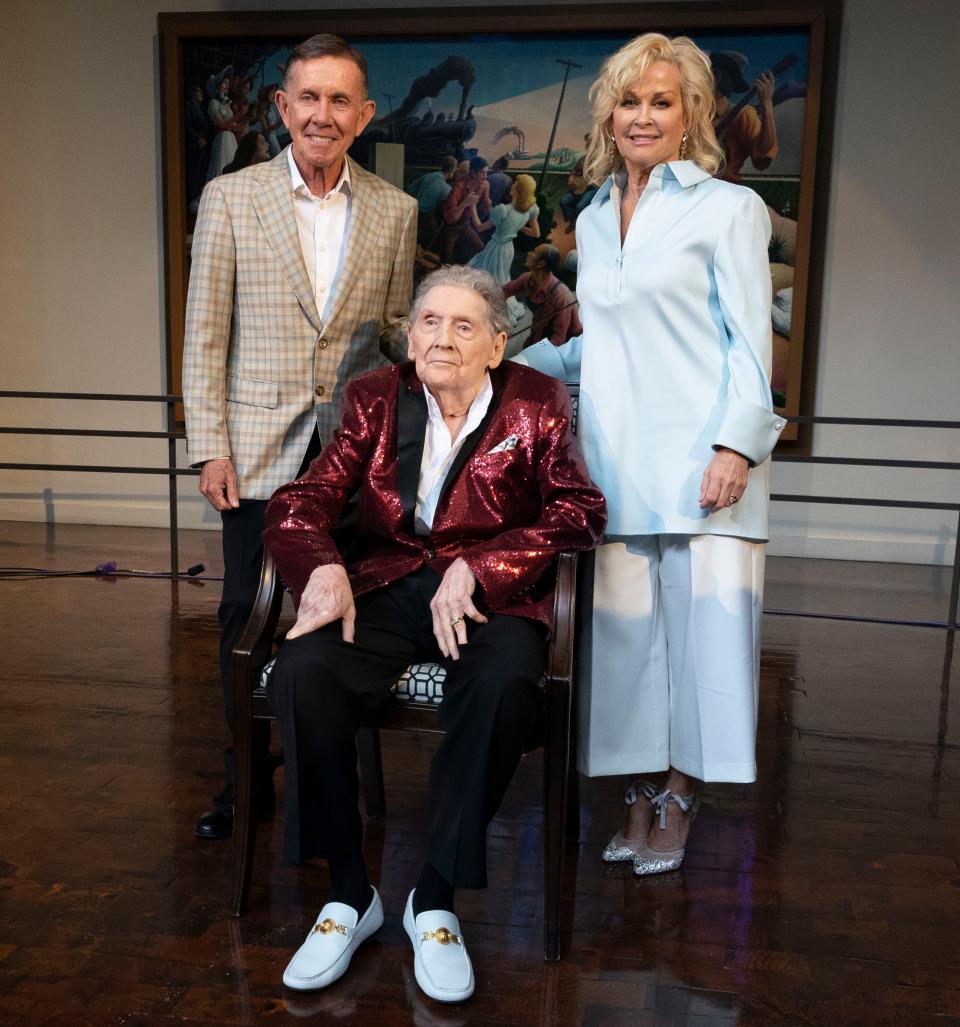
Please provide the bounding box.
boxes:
[283,34,369,97]
[409,265,511,337]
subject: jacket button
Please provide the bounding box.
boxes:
[318,338,328,349]
[315,385,325,398]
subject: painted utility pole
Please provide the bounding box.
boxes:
[538,58,582,192]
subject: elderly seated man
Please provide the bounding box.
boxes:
[263,265,606,1003]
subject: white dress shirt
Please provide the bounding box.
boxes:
[287,149,351,322]
[414,375,494,535]
[515,161,784,540]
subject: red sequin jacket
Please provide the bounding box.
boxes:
[262,361,607,628]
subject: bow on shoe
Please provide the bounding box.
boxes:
[650,789,695,829]
[624,779,660,806]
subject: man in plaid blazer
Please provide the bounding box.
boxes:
[183,34,417,840]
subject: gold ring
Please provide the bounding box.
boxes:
[450,615,464,627]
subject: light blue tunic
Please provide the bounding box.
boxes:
[515,161,784,540]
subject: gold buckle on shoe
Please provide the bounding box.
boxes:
[421,927,460,945]
[313,918,348,936]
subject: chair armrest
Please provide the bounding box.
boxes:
[232,550,284,683]
[545,552,577,684]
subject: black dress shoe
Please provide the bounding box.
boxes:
[194,803,234,840]
[193,773,276,841]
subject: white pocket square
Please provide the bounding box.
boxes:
[486,434,520,454]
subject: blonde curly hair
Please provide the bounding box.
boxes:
[510,173,537,214]
[584,33,724,184]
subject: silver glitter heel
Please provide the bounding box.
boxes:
[632,789,699,876]
[601,778,660,862]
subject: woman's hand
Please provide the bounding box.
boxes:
[520,215,541,238]
[699,448,749,512]
[430,557,488,661]
[470,205,490,232]
[287,564,356,642]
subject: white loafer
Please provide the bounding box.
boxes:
[403,890,474,1004]
[282,888,384,991]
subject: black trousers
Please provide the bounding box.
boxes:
[216,431,322,773]
[267,565,547,890]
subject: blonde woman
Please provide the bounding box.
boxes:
[516,34,784,875]
[467,173,540,284]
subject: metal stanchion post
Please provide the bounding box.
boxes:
[167,399,179,579]
[948,509,960,629]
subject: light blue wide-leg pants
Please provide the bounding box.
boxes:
[577,534,765,783]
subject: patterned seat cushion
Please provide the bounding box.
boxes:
[392,663,447,704]
[259,657,446,706]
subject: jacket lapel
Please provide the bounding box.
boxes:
[322,157,379,332]
[251,152,321,330]
[435,369,504,511]
[396,372,428,534]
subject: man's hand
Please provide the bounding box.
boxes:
[287,564,356,642]
[199,457,240,511]
[699,448,749,512]
[754,71,775,106]
[430,557,488,661]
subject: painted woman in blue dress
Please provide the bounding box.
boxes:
[467,174,540,286]
[515,34,785,876]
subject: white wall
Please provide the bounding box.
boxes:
[767,0,960,564]
[0,0,957,561]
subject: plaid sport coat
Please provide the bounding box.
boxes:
[182,150,418,499]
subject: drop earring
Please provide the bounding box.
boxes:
[679,132,688,160]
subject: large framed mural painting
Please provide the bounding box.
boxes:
[160,2,841,448]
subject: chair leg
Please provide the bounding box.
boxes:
[358,726,386,819]
[230,672,256,917]
[230,759,257,916]
[543,678,571,962]
[566,717,581,843]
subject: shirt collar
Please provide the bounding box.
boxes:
[422,373,493,432]
[529,271,560,296]
[655,160,712,189]
[595,159,711,206]
[286,146,352,200]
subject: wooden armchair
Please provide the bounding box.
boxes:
[229,548,580,961]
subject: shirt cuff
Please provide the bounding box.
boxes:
[713,399,785,466]
[511,339,565,377]
[188,453,231,470]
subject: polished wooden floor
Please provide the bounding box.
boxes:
[0,521,957,1026]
